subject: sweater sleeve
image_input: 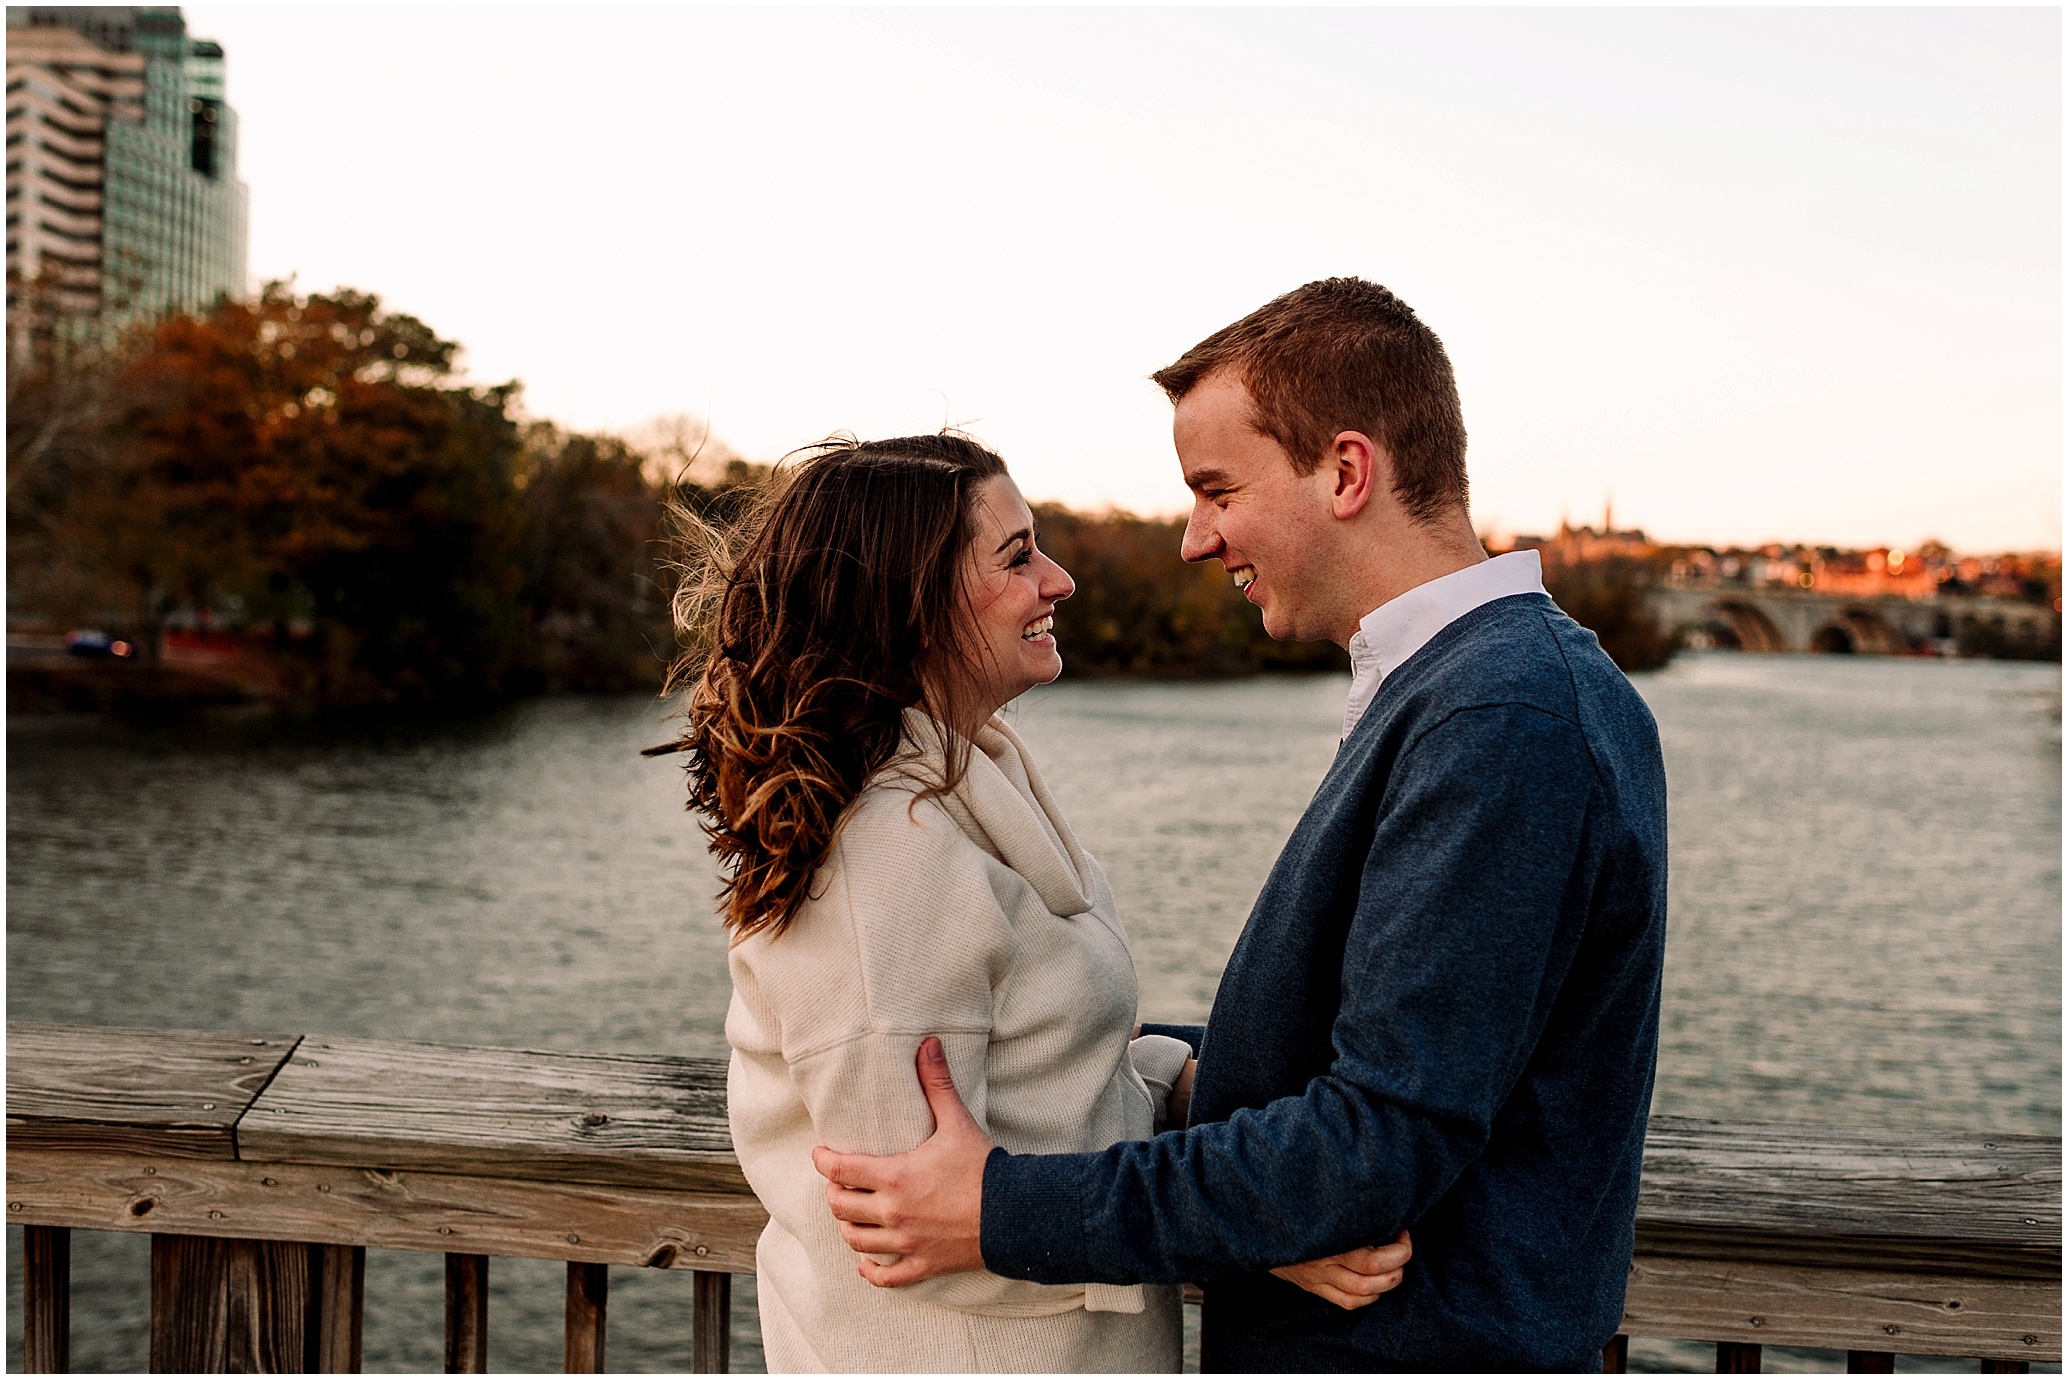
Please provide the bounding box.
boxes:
[1128,1034,1193,1131]
[774,792,1118,1316]
[1137,1022,1206,1054]
[979,703,1600,1285]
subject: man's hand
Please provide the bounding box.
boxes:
[810,1036,995,1287]
[1269,1231,1413,1310]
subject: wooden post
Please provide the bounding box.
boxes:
[1716,1340,1763,1372]
[444,1253,489,1374]
[314,1244,365,1373]
[1980,1363,2032,1374]
[692,1270,731,1373]
[148,1234,317,1372]
[564,1261,608,1372]
[1601,1334,1628,1373]
[22,1225,71,1374]
[1845,1351,1895,1372]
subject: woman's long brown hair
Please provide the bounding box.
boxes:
[667,434,1007,941]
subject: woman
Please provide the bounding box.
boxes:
[671,434,1403,1372]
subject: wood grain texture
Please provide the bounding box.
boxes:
[237,1035,746,1192]
[1621,1254,2062,1360]
[8,1147,767,1273]
[693,1269,732,1374]
[7,1022,298,1159]
[564,1261,608,1373]
[10,1023,2063,1371]
[445,1253,488,1374]
[22,1224,70,1374]
[149,1233,317,1372]
[1716,1340,1763,1372]
[315,1242,365,1373]
[1639,1117,2060,1277]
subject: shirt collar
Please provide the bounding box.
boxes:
[1342,550,1546,737]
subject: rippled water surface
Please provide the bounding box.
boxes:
[8,655,2060,1371]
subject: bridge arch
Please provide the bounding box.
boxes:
[1709,600,1789,653]
[1812,607,1904,656]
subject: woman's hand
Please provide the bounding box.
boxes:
[1269,1231,1412,1310]
[1166,1058,1197,1127]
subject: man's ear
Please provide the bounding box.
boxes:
[1328,431,1385,520]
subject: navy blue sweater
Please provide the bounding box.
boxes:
[980,594,1668,1372]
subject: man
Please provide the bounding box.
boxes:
[811,278,1668,1371]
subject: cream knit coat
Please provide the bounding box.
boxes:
[725,711,1190,1373]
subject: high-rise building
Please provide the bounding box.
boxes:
[6,5,248,340]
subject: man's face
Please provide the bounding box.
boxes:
[1175,370,1343,644]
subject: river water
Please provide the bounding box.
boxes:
[6,655,2060,1372]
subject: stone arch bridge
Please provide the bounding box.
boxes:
[1643,584,2060,655]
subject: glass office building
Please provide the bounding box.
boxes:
[6,6,248,339]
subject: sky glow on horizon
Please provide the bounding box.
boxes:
[185,6,2060,553]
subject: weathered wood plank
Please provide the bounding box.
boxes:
[445,1253,488,1374]
[315,1242,365,1373]
[564,1261,608,1373]
[693,1270,732,1373]
[7,1146,766,1273]
[149,1233,318,1372]
[22,1224,70,1374]
[7,1022,299,1159]
[237,1035,746,1192]
[10,1021,2062,1376]
[1621,1254,2062,1360]
[1640,1117,2060,1276]
[1716,1340,1762,1372]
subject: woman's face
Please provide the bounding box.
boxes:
[959,474,1076,721]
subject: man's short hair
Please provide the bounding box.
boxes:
[1151,278,1468,522]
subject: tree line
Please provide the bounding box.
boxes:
[16,285,1711,707]
[9,284,679,702]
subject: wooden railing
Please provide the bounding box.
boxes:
[6,1021,2060,1373]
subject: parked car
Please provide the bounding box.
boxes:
[65,630,135,658]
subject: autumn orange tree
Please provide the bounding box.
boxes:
[8,283,684,701]
[104,285,530,696]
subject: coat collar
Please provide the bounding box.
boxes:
[893,709,1094,918]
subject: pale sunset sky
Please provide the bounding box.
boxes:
[185,5,2060,553]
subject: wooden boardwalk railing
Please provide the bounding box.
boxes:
[6,1021,2060,1373]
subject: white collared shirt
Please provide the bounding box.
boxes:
[1342,549,1547,738]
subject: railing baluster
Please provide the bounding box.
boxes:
[1980,1362,2031,1374]
[1716,1340,1762,1372]
[564,1261,608,1372]
[692,1270,731,1373]
[1846,1351,1895,1372]
[23,1224,71,1374]
[444,1253,489,1374]
[315,1243,366,1373]
[149,1234,317,1371]
[1601,1334,1628,1373]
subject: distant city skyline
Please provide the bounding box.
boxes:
[186,6,2058,552]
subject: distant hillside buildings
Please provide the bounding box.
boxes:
[1506,503,2060,612]
[5,5,246,343]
